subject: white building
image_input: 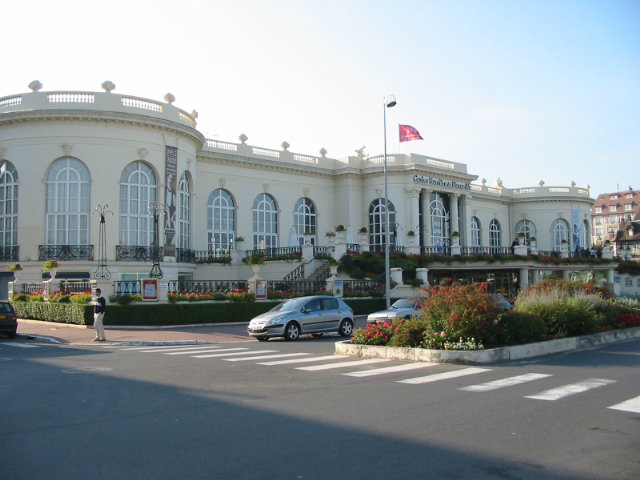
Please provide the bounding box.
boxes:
[0,82,598,297]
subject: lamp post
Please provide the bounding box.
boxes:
[92,204,114,279]
[383,94,397,308]
[148,201,165,279]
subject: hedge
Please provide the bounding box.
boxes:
[12,297,387,327]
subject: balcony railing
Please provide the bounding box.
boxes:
[116,245,162,262]
[0,246,19,262]
[245,247,302,259]
[177,248,196,263]
[39,244,94,261]
[167,280,248,293]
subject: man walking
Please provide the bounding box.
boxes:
[93,288,107,342]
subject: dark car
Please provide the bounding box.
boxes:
[0,300,18,338]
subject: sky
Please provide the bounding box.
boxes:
[3,0,639,197]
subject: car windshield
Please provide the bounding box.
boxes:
[391,299,416,309]
[269,298,306,313]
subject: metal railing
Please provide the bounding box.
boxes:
[113,280,141,295]
[268,280,326,296]
[116,245,162,262]
[39,244,94,261]
[177,248,196,263]
[0,246,19,262]
[193,250,231,263]
[168,280,248,293]
[245,246,302,259]
[60,281,92,293]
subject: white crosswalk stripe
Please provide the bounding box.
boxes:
[608,396,640,414]
[525,378,616,401]
[459,373,553,392]
[224,353,310,362]
[398,367,491,385]
[164,348,226,355]
[297,358,388,371]
[192,349,273,358]
[137,346,221,353]
[257,355,347,366]
[344,362,437,377]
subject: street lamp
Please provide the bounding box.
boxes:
[92,204,114,279]
[383,94,396,308]
[148,201,166,279]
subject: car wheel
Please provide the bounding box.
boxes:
[338,319,354,337]
[256,336,268,342]
[284,322,301,341]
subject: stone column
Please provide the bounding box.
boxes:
[421,189,432,247]
[606,268,615,295]
[405,187,420,239]
[562,270,570,280]
[450,193,460,235]
[461,194,472,247]
[531,269,540,285]
[390,268,403,286]
[519,268,529,292]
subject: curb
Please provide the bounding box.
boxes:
[335,327,640,365]
[17,333,216,347]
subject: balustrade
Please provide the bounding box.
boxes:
[38,244,93,261]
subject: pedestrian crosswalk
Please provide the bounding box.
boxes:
[107,343,640,414]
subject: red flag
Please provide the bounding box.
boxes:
[399,124,424,142]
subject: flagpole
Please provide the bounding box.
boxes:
[383,95,396,309]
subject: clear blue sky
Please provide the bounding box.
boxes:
[4,0,639,197]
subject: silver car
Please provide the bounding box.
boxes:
[366,298,421,325]
[248,296,355,341]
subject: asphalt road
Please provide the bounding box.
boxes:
[1,336,639,480]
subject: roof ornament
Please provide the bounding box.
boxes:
[101,81,115,93]
[28,80,43,92]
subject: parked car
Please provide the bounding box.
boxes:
[0,300,18,338]
[247,295,355,341]
[493,294,514,311]
[367,298,422,325]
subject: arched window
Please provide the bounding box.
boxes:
[253,193,278,249]
[580,219,590,249]
[0,161,18,252]
[489,219,501,252]
[430,193,450,253]
[119,161,157,246]
[293,197,316,246]
[46,157,90,245]
[551,218,569,251]
[369,198,396,251]
[177,173,191,250]
[208,189,235,253]
[470,216,481,247]
[515,219,536,242]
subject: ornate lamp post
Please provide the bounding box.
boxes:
[92,204,113,279]
[148,201,165,279]
[383,94,397,308]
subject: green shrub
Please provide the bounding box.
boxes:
[11,301,92,325]
[390,317,428,347]
[494,312,546,346]
[418,283,501,345]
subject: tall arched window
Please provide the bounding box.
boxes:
[177,172,191,250]
[551,218,569,251]
[489,219,501,253]
[369,198,396,251]
[293,197,316,245]
[119,161,156,246]
[470,216,481,247]
[580,219,590,249]
[515,219,536,242]
[208,189,235,253]
[253,193,278,249]
[46,157,90,245]
[430,193,450,252]
[0,161,19,254]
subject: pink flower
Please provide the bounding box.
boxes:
[440,331,446,337]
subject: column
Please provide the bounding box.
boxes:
[421,189,432,247]
[450,193,459,235]
[519,268,529,292]
[461,193,472,247]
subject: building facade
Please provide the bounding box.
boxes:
[591,189,640,252]
[0,82,596,295]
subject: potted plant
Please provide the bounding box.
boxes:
[235,236,245,243]
[451,231,460,238]
[7,263,23,272]
[335,225,346,232]
[358,227,367,234]
[407,230,416,237]
[43,260,59,272]
[325,231,336,237]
